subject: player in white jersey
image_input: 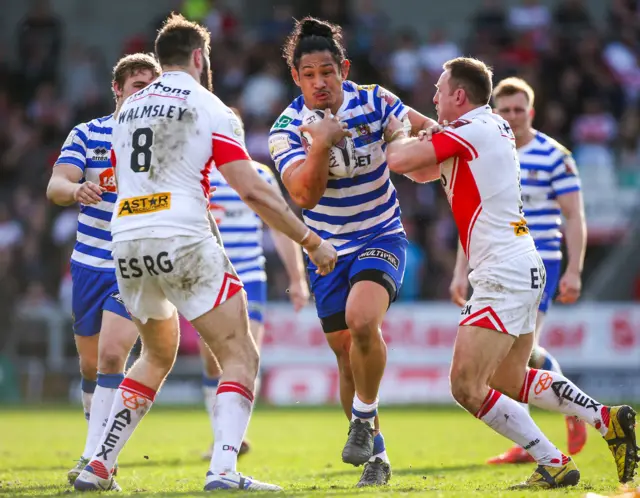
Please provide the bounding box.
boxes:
[449,77,589,464]
[73,14,335,493]
[385,57,637,488]
[199,109,309,459]
[270,17,437,487]
[46,53,160,486]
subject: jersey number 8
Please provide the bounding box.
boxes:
[130,127,154,173]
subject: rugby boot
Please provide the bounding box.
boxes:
[342,419,374,466]
[603,405,639,483]
[74,461,121,492]
[204,471,282,491]
[566,415,588,455]
[356,457,391,487]
[487,445,534,465]
[509,456,580,489]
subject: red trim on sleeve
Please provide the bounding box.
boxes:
[110,149,117,169]
[431,132,466,163]
[212,133,250,168]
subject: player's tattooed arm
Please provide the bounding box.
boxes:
[46,164,102,206]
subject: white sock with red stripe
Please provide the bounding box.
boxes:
[87,378,156,479]
[520,368,610,436]
[476,388,567,467]
[210,381,254,474]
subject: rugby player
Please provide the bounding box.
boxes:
[73,14,335,492]
[449,77,588,464]
[385,57,637,488]
[269,17,437,487]
[200,109,309,459]
[46,53,160,486]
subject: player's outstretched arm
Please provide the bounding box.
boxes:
[385,116,440,182]
[282,112,351,209]
[220,160,337,275]
[46,164,102,206]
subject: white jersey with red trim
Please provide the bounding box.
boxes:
[110,71,249,242]
[431,105,535,269]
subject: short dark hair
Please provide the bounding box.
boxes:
[112,53,160,99]
[443,57,493,106]
[154,12,210,67]
[493,77,535,107]
[283,17,346,70]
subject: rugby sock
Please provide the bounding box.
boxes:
[521,369,609,436]
[82,373,124,460]
[352,395,378,429]
[371,432,390,463]
[210,382,254,474]
[476,388,567,467]
[202,375,219,433]
[81,378,96,422]
[87,378,155,478]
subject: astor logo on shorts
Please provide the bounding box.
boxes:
[357,248,399,270]
[118,193,171,217]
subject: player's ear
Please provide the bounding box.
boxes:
[291,67,301,88]
[112,81,122,100]
[340,59,350,80]
[193,48,202,70]
[529,107,535,121]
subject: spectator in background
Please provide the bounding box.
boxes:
[603,28,640,105]
[388,30,421,98]
[472,0,507,45]
[553,0,592,38]
[260,4,296,44]
[64,46,108,107]
[240,61,287,120]
[349,0,389,57]
[419,28,461,77]
[0,202,23,251]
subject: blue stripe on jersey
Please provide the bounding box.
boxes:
[304,190,397,225]
[62,143,85,155]
[88,123,112,134]
[77,221,112,241]
[219,226,257,233]
[223,242,261,249]
[74,241,113,260]
[75,128,89,145]
[521,178,551,187]
[290,96,304,112]
[327,161,387,190]
[353,129,383,149]
[527,223,559,231]
[525,148,555,157]
[86,139,111,149]
[80,205,112,222]
[344,111,377,129]
[56,156,85,170]
[318,178,390,207]
[554,186,580,196]
[524,208,561,216]
[102,192,117,203]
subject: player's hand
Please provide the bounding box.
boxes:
[557,269,581,304]
[287,278,310,312]
[305,238,337,276]
[449,272,469,307]
[384,115,407,143]
[418,121,447,141]
[73,181,104,205]
[299,111,351,149]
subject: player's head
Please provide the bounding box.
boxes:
[155,13,212,91]
[434,57,493,123]
[112,53,160,104]
[284,17,349,110]
[493,77,535,139]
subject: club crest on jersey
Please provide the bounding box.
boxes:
[118,193,171,217]
[357,248,399,270]
[510,218,530,237]
[448,119,471,129]
[99,168,117,193]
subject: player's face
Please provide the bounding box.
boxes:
[293,51,349,111]
[494,92,533,139]
[433,70,457,123]
[117,69,157,101]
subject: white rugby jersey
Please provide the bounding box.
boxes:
[209,162,276,283]
[431,105,535,270]
[269,81,407,256]
[519,131,581,261]
[110,71,249,241]
[55,115,117,271]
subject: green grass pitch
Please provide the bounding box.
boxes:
[0,405,631,497]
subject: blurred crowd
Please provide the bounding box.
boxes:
[0,0,639,325]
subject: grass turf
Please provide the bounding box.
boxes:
[0,405,629,497]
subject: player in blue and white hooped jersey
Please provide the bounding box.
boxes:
[270,17,437,487]
[450,77,589,465]
[46,54,160,485]
[199,111,309,460]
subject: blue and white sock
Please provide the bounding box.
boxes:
[371,432,390,463]
[81,378,96,422]
[352,395,378,428]
[82,373,124,460]
[538,347,563,374]
[203,375,220,433]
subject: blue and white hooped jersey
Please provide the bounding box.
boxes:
[55,115,116,271]
[209,163,276,283]
[269,81,408,256]
[519,131,581,261]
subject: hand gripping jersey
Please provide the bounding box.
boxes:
[55,115,117,270]
[110,71,249,241]
[269,81,408,257]
[518,131,581,261]
[209,162,277,283]
[430,105,535,270]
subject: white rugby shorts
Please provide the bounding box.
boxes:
[458,250,545,337]
[112,234,243,323]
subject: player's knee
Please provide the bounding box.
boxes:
[449,368,485,409]
[78,355,98,380]
[141,344,177,373]
[98,350,127,374]
[345,310,380,346]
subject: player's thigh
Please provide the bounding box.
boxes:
[199,338,221,377]
[307,253,351,334]
[345,233,408,331]
[132,312,180,367]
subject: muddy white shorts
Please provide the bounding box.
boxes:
[112,235,243,323]
[459,249,545,337]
